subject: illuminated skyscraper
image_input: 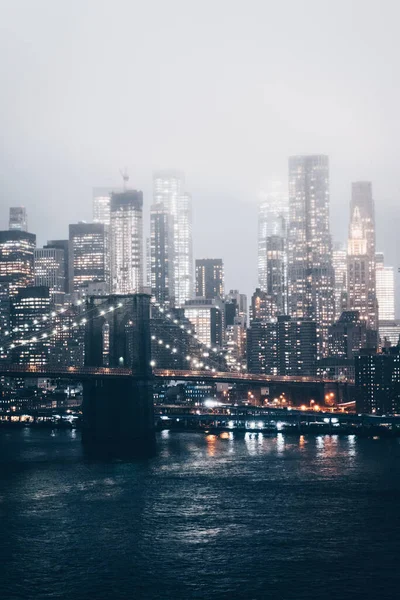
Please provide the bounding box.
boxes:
[34,247,66,306]
[110,190,143,294]
[150,202,174,305]
[184,298,224,347]
[45,240,69,293]
[376,253,395,322]
[93,188,111,226]
[332,242,347,320]
[195,259,224,299]
[153,172,193,306]
[257,181,288,294]
[69,223,109,293]
[0,230,36,296]
[10,286,50,366]
[9,207,27,232]
[347,183,377,330]
[287,155,334,356]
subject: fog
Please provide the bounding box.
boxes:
[0,0,399,312]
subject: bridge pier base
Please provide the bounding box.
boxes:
[81,377,155,451]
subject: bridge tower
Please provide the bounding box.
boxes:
[82,293,155,448]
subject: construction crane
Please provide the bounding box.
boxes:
[120,167,129,191]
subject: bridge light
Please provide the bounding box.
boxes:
[100,310,105,316]
[172,348,177,353]
[42,316,48,321]
[186,355,191,360]
[59,308,65,313]
[72,322,77,327]
[10,344,15,349]
[53,329,57,334]
[150,360,156,367]
[42,334,48,339]
[4,331,9,336]
[118,302,123,308]
[81,318,87,324]
[51,312,57,317]
[165,344,170,349]
[76,300,82,305]
[31,337,37,342]
[151,335,156,340]
[159,308,164,313]
[158,339,163,344]
[109,306,115,311]
[173,319,178,324]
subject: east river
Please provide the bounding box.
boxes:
[1,429,400,600]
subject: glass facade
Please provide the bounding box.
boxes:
[34,247,66,306]
[0,230,36,296]
[69,223,109,293]
[9,206,27,232]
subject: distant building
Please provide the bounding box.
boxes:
[332,242,347,320]
[93,188,112,226]
[355,346,400,414]
[257,180,288,293]
[195,259,224,299]
[0,283,10,361]
[110,190,143,294]
[184,298,224,347]
[45,240,69,293]
[9,207,27,232]
[150,202,174,305]
[250,288,278,322]
[153,172,193,306]
[376,252,395,321]
[69,223,109,293]
[10,286,50,366]
[247,315,317,376]
[328,311,377,359]
[287,155,334,357]
[378,320,400,347]
[0,230,36,296]
[34,247,65,306]
[347,182,378,330]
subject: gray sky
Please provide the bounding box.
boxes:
[0,0,399,313]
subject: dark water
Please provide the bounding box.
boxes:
[1,429,400,600]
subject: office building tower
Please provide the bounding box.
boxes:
[376,253,395,321]
[266,235,286,314]
[150,202,174,305]
[196,259,224,299]
[250,288,278,322]
[45,240,69,293]
[226,290,247,322]
[153,172,193,306]
[247,315,317,376]
[287,155,334,356]
[355,346,400,415]
[93,188,112,226]
[328,311,377,359]
[9,207,27,232]
[0,283,10,361]
[34,247,66,306]
[347,182,377,329]
[69,223,109,293]
[10,286,50,366]
[332,242,347,320]
[257,181,288,293]
[0,230,36,296]
[184,298,224,347]
[109,190,143,294]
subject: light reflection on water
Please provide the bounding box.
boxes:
[1,429,400,600]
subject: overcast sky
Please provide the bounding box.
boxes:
[0,0,399,313]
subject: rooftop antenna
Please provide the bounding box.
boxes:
[120,167,129,191]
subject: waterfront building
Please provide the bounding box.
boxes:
[195,258,224,299]
[355,346,400,414]
[69,223,109,293]
[0,230,36,296]
[34,247,65,306]
[347,182,377,330]
[110,190,143,294]
[287,155,334,356]
[10,286,50,366]
[9,207,28,232]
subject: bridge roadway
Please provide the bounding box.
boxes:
[0,364,352,385]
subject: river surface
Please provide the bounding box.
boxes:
[1,429,400,600]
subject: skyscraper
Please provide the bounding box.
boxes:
[195,259,224,299]
[10,286,50,366]
[9,207,27,232]
[287,155,334,355]
[150,202,174,305]
[347,183,377,330]
[45,240,69,293]
[257,181,288,294]
[69,223,109,293]
[153,172,193,306]
[376,253,395,321]
[93,188,111,226]
[110,190,143,294]
[34,247,66,306]
[0,230,36,296]
[332,242,347,320]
